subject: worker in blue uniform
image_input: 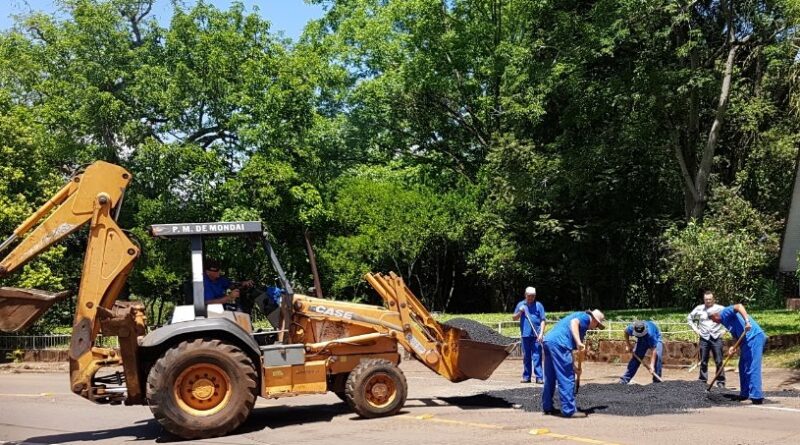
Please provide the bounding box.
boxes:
[708,304,766,404]
[541,309,606,418]
[512,286,546,384]
[619,320,663,384]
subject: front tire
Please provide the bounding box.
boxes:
[146,339,257,439]
[345,359,407,418]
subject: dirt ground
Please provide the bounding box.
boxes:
[0,359,799,445]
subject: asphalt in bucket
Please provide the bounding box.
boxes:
[485,380,800,416]
[443,318,515,346]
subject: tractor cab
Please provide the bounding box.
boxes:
[149,221,293,344]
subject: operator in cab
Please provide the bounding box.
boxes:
[203,259,254,310]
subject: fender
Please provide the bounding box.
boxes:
[139,317,261,362]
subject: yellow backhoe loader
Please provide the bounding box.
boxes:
[0,161,511,439]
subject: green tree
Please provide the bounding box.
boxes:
[663,186,781,306]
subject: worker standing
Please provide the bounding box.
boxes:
[619,320,663,384]
[708,304,766,404]
[687,290,725,388]
[541,309,606,418]
[512,287,546,384]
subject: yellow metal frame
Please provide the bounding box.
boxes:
[290,272,491,383]
[0,161,144,403]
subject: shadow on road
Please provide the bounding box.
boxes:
[434,395,513,409]
[20,418,175,443]
[18,402,400,443]
[243,401,353,430]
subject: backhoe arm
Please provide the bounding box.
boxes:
[0,161,145,404]
[0,162,130,275]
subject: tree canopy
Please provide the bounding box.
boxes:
[0,0,798,328]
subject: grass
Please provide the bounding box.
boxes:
[436,309,800,341]
[763,345,800,369]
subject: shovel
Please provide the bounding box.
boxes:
[574,347,585,395]
[631,350,664,382]
[706,331,746,392]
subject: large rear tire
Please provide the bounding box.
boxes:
[345,359,407,418]
[146,339,258,439]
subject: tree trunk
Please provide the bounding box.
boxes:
[303,229,323,298]
[690,43,740,219]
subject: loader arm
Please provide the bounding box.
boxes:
[0,161,145,404]
[365,272,510,382]
[293,272,509,382]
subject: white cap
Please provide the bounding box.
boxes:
[525,287,536,295]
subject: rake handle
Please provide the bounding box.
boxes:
[631,351,664,382]
[523,309,546,384]
[574,347,585,395]
[706,331,746,391]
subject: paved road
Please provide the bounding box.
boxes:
[1,361,799,445]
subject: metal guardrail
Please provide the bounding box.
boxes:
[0,335,119,351]
[489,319,705,341]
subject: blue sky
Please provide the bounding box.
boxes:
[0,0,326,40]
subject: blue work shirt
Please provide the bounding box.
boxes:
[515,300,545,337]
[203,275,232,301]
[624,321,662,349]
[544,311,591,350]
[718,306,764,341]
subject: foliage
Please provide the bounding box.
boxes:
[5,349,24,363]
[662,187,781,307]
[317,165,477,310]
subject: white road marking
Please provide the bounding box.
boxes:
[748,405,800,413]
[0,441,64,445]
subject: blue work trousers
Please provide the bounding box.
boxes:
[739,333,765,400]
[521,336,542,381]
[620,342,663,384]
[542,340,578,417]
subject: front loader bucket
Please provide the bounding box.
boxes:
[440,324,512,382]
[452,338,511,381]
[0,287,70,332]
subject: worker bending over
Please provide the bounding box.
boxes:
[512,286,546,384]
[708,304,766,404]
[619,320,663,384]
[542,309,605,418]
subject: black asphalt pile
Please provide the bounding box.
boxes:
[487,381,800,416]
[443,318,515,346]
